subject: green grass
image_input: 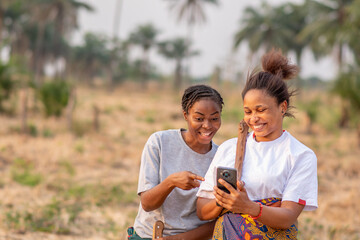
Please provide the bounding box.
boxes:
[71,119,92,137]
[74,142,84,153]
[59,160,76,176]
[142,110,156,124]
[298,218,360,240]
[117,104,128,112]
[28,123,38,137]
[42,128,54,138]
[11,158,42,187]
[5,199,81,235]
[58,182,138,206]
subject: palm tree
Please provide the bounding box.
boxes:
[30,0,93,83]
[0,0,11,43]
[298,0,353,70]
[129,23,159,88]
[233,3,295,56]
[298,0,353,128]
[168,0,218,26]
[346,0,360,65]
[108,0,124,89]
[158,37,199,90]
[332,66,360,145]
[279,2,312,69]
[70,33,111,84]
[167,0,218,82]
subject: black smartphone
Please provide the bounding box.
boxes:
[216,166,237,193]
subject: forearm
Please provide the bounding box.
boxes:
[244,201,303,229]
[140,178,174,212]
[196,197,223,220]
[163,221,216,240]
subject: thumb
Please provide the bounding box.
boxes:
[237,180,246,191]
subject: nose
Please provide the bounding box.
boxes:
[249,113,259,124]
[202,119,212,129]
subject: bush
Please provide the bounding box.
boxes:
[38,80,71,117]
[0,62,15,111]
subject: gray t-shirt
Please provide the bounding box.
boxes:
[133,129,218,238]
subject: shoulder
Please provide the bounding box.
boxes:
[285,132,317,162]
[217,137,237,154]
[211,141,219,152]
[148,129,179,143]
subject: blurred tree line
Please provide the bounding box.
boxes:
[0,0,359,144]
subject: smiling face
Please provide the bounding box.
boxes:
[183,98,222,152]
[243,89,287,142]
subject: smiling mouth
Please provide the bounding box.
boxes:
[253,124,265,131]
[199,132,212,137]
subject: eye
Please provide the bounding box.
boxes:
[244,111,251,115]
[212,117,219,121]
[258,108,266,112]
[195,117,203,121]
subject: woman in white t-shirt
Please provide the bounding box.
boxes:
[196,50,318,240]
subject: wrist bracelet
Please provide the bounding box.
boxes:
[250,202,263,220]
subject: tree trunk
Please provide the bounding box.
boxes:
[295,49,303,89]
[33,23,46,87]
[174,60,182,90]
[306,115,313,135]
[21,88,28,134]
[141,50,149,89]
[338,102,349,128]
[337,43,344,72]
[93,105,100,132]
[66,87,76,130]
[211,66,221,87]
[108,0,123,91]
[357,122,360,148]
[184,24,194,87]
[0,9,3,44]
[113,0,123,38]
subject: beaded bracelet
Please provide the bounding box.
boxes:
[251,202,263,220]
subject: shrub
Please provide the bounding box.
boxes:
[0,62,15,111]
[38,80,71,117]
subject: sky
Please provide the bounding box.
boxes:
[74,0,337,81]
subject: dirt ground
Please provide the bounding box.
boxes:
[0,84,359,240]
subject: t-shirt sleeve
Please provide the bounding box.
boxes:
[282,151,318,211]
[197,141,233,199]
[137,134,161,195]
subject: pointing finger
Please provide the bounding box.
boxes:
[190,173,204,181]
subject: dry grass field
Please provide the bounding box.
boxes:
[0,83,359,240]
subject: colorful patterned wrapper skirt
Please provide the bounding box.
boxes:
[213,198,298,240]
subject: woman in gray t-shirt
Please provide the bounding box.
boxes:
[128,85,224,240]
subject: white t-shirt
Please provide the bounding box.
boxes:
[197,131,318,211]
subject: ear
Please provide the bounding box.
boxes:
[183,111,188,120]
[280,101,288,114]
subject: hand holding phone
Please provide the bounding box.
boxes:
[215,166,237,207]
[216,166,237,193]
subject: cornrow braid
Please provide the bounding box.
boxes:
[182,85,224,114]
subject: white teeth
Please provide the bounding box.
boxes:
[201,132,211,136]
[253,124,264,130]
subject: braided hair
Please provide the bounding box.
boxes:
[182,85,224,114]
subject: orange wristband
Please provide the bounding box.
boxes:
[250,202,263,220]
